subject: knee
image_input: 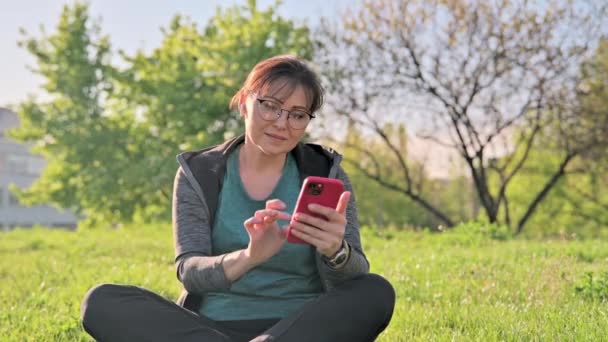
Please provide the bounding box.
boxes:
[80,283,130,330]
[357,274,396,320]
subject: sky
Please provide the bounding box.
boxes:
[0,0,351,107]
[0,0,467,179]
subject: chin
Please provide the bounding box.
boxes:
[247,130,300,156]
[258,139,297,156]
[258,143,290,156]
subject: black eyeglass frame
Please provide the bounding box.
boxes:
[252,96,315,130]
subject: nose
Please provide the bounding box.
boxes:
[272,109,289,130]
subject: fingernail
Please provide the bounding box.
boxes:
[308,204,316,210]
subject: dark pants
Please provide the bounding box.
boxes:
[80,273,395,342]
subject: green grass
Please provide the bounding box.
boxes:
[1,225,607,341]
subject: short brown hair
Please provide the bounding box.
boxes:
[230,55,324,114]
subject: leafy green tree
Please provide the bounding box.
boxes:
[10,3,123,226]
[10,1,313,226]
[118,1,312,151]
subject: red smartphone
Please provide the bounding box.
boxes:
[286,176,345,244]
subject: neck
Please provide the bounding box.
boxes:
[239,137,287,174]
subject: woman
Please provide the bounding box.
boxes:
[81,55,395,341]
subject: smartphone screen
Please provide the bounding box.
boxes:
[286,176,344,244]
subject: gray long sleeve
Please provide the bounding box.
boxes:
[316,165,370,290]
[172,163,370,295]
[172,169,232,294]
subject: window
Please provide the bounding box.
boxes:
[8,191,20,207]
[5,154,43,176]
[6,154,28,174]
[27,157,45,175]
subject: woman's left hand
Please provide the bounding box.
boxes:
[290,191,351,258]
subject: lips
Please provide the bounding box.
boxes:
[265,132,287,141]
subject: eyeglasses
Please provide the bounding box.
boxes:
[254,97,315,130]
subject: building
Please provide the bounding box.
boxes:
[0,108,78,230]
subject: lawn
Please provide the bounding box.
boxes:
[1,224,606,341]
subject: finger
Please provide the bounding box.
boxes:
[254,223,267,230]
[266,199,286,210]
[275,211,291,221]
[335,191,351,216]
[293,213,332,232]
[307,203,346,224]
[291,221,335,242]
[262,211,291,223]
[255,209,291,221]
[244,217,262,230]
[255,209,278,219]
[290,224,331,250]
[254,221,274,230]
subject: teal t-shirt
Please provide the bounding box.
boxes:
[199,145,323,321]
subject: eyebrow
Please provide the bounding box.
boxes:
[259,95,310,112]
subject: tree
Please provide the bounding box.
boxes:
[329,122,477,229]
[511,38,608,237]
[503,147,608,237]
[567,38,608,230]
[10,3,121,225]
[315,0,608,233]
[336,124,436,228]
[10,1,313,226]
[501,38,608,236]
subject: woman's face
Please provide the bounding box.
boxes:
[240,82,311,157]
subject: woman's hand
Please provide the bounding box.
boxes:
[290,191,351,258]
[243,199,290,265]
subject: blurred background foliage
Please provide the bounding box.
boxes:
[7,0,608,237]
[10,1,312,226]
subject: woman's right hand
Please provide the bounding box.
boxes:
[243,199,290,265]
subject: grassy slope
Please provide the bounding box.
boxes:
[0,225,606,341]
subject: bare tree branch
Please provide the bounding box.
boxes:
[516,152,577,234]
[342,158,454,227]
[316,0,607,232]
